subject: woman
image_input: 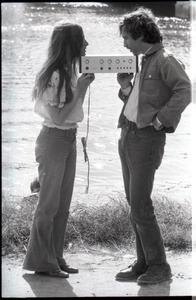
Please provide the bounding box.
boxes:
[23,23,95,278]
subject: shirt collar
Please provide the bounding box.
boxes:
[144,45,153,55]
[143,43,164,57]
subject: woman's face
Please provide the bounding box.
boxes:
[80,36,89,56]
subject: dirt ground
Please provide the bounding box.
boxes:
[1,247,194,298]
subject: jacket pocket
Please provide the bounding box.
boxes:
[142,66,160,96]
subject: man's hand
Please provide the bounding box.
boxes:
[117,73,134,89]
[153,116,164,130]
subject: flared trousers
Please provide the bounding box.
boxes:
[23,126,76,272]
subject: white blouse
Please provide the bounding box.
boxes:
[34,70,84,129]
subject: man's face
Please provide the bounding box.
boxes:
[121,26,143,56]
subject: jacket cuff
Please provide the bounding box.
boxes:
[156,113,174,132]
[118,85,132,102]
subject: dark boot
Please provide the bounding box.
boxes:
[137,262,172,284]
[116,260,148,281]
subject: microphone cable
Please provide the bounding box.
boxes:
[81,85,91,193]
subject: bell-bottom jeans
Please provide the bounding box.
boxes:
[23,126,77,272]
[118,122,167,265]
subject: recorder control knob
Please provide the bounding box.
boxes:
[99,59,104,64]
[128,59,133,63]
[116,59,120,64]
[85,59,89,64]
[108,59,112,64]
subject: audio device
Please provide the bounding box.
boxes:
[80,55,138,73]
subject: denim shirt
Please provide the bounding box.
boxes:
[118,43,191,133]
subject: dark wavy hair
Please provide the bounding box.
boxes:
[119,7,162,44]
[32,23,84,103]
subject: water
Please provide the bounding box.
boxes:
[2,2,193,201]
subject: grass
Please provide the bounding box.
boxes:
[2,191,192,255]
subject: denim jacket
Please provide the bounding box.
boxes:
[118,43,191,133]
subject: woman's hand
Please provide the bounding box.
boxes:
[77,73,95,90]
[117,73,134,89]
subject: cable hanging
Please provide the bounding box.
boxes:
[81,85,91,193]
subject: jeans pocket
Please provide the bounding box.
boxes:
[151,137,165,169]
[35,132,48,164]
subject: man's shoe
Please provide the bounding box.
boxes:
[35,270,69,278]
[115,260,148,281]
[60,261,79,274]
[137,262,172,284]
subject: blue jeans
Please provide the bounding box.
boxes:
[23,126,77,272]
[118,122,167,265]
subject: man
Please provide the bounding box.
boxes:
[116,7,191,284]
